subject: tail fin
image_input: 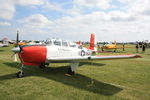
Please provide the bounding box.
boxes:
[2,37,9,46]
[114,40,116,46]
[114,40,117,48]
[89,33,97,52]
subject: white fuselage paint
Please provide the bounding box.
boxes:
[46,45,91,60]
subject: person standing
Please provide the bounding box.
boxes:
[97,44,100,52]
[142,44,146,53]
[122,43,125,51]
[136,43,139,53]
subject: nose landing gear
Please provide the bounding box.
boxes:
[39,63,49,68]
[16,64,24,78]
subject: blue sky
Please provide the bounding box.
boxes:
[0,0,150,42]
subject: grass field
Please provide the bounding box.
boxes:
[0,45,150,100]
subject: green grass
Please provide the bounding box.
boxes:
[0,45,150,100]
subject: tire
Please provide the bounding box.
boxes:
[39,64,46,68]
[16,71,24,78]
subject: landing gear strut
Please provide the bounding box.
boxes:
[16,64,24,78]
[65,62,79,76]
[39,63,49,68]
[39,64,46,68]
[67,67,75,75]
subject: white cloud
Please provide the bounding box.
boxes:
[0,22,11,26]
[0,0,15,20]
[18,14,53,28]
[43,2,63,12]
[117,0,133,3]
[15,0,44,6]
[73,0,112,10]
[0,0,45,20]
[16,7,149,41]
[45,9,149,41]
[43,2,82,16]
[1,0,150,41]
[60,11,135,23]
[129,0,150,16]
[117,0,150,16]
[108,11,135,21]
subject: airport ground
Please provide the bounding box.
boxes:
[0,44,150,100]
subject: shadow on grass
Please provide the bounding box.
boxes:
[1,62,122,96]
[79,62,105,67]
[0,50,4,52]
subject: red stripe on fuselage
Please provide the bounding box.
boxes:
[19,45,47,66]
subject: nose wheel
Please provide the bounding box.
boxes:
[39,64,46,68]
[16,64,24,78]
[16,71,24,78]
[39,63,49,68]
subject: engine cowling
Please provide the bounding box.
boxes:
[19,45,47,66]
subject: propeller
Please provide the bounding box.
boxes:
[16,30,19,47]
[12,31,21,62]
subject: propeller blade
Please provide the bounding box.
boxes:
[13,53,18,62]
[11,31,20,62]
[11,53,18,62]
[16,30,19,47]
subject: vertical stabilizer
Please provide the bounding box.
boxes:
[89,33,97,52]
[2,37,9,46]
[114,40,116,46]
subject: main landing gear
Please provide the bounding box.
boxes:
[66,67,75,76]
[65,62,79,76]
[16,64,24,78]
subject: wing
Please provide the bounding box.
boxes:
[47,54,141,62]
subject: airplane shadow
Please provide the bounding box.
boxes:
[1,62,122,96]
[0,50,4,52]
[79,61,106,67]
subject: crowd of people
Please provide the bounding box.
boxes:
[135,42,148,53]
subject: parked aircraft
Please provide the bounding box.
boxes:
[12,32,141,78]
[0,37,9,47]
[101,40,126,52]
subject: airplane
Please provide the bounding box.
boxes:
[11,32,141,78]
[0,37,9,47]
[18,41,26,46]
[16,40,42,46]
[28,40,44,45]
[76,40,82,45]
[101,40,126,52]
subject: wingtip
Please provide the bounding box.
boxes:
[134,55,142,58]
[127,54,142,58]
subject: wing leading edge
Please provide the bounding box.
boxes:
[47,54,141,62]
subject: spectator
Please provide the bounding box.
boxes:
[122,43,125,51]
[136,43,139,53]
[142,44,146,53]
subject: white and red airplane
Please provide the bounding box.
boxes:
[12,32,141,78]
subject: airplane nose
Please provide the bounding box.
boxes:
[11,47,21,53]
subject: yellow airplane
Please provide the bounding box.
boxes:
[101,40,125,52]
